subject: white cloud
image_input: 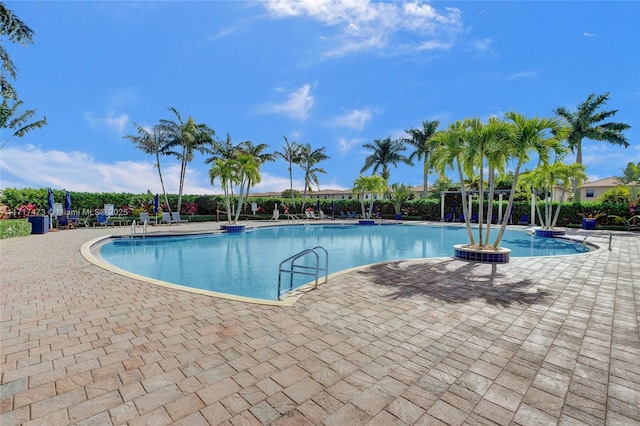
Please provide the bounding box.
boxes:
[338,137,362,154]
[505,70,537,81]
[470,37,493,53]
[263,0,464,57]
[83,110,129,134]
[333,108,372,131]
[268,84,315,121]
[0,145,299,196]
[583,32,596,37]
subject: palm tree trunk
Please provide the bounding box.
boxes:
[156,152,170,211]
[492,160,524,248]
[176,147,187,213]
[423,155,429,198]
[551,189,566,228]
[457,159,476,246]
[484,167,496,245]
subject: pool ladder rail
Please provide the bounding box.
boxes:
[580,230,613,251]
[278,246,328,300]
[128,219,148,239]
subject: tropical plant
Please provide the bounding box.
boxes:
[297,143,329,211]
[159,107,215,213]
[275,136,301,213]
[492,113,566,248]
[520,162,587,229]
[208,152,260,223]
[353,174,387,219]
[403,120,440,197]
[0,94,47,150]
[389,183,412,214]
[617,161,640,185]
[361,136,412,182]
[1,2,34,99]
[123,123,170,211]
[431,113,566,250]
[554,92,631,202]
[205,133,240,163]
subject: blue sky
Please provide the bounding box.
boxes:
[2,1,639,195]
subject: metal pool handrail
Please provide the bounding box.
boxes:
[278,246,328,300]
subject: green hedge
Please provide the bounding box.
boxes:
[0,219,31,239]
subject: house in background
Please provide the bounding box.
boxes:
[577,177,622,202]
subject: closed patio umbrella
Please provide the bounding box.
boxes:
[317,200,321,212]
[64,191,71,214]
[331,200,335,218]
[47,188,54,228]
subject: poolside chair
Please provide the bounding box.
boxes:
[171,212,188,224]
[161,212,176,225]
[309,211,321,220]
[518,214,529,225]
[68,215,79,228]
[57,215,71,230]
[340,211,348,219]
[347,211,358,219]
[318,211,326,219]
[471,213,478,223]
[139,212,150,225]
[455,213,464,222]
[95,213,114,227]
[271,209,280,221]
[441,212,453,222]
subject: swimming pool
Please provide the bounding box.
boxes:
[98,224,589,301]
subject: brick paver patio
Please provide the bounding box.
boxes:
[1,221,638,425]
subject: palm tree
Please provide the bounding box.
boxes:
[521,162,587,229]
[430,121,477,245]
[361,137,412,182]
[159,107,214,213]
[554,92,631,202]
[618,162,640,185]
[492,112,566,248]
[0,94,46,150]
[403,120,440,197]
[238,140,275,211]
[123,123,171,210]
[298,143,329,211]
[205,133,239,163]
[209,153,260,223]
[353,174,387,219]
[1,3,35,99]
[275,136,301,213]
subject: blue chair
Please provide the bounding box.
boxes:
[471,213,478,223]
[518,214,528,225]
[340,211,347,219]
[441,212,453,222]
[95,213,114,227]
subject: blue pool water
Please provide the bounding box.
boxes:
[99,224,589,300]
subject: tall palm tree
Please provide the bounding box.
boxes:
[403,120,440,197]
[361,136,412,182]
[492,112,566,248]
[0,95,46,150]
[209,153,261,223]
[205,133,239,164]
[159,107,215,213]
[617,162,640,185]
[554,92,631,202]
[430,121,476,245]
[275,136,301,213]
[123,123,170,210]
[1,3,35,99]
[298,143,329,211]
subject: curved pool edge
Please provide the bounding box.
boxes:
[81,234,303,307]
[80,225,602,306]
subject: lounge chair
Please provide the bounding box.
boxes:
[340,211,348,219]
[271,209,280,221]
[309,211,321,220]
[95,213,114,227]
[318,211,326,219]
[347,211,357,219]
[471,213,478,223]
[161,212,176,225]
[441,212,453,222]
[57,215,71,230]
[455,213,464,222]
[68,215,79,228]
[518,214,529,225]
[139,212,150,225]
[171,212,188,224]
